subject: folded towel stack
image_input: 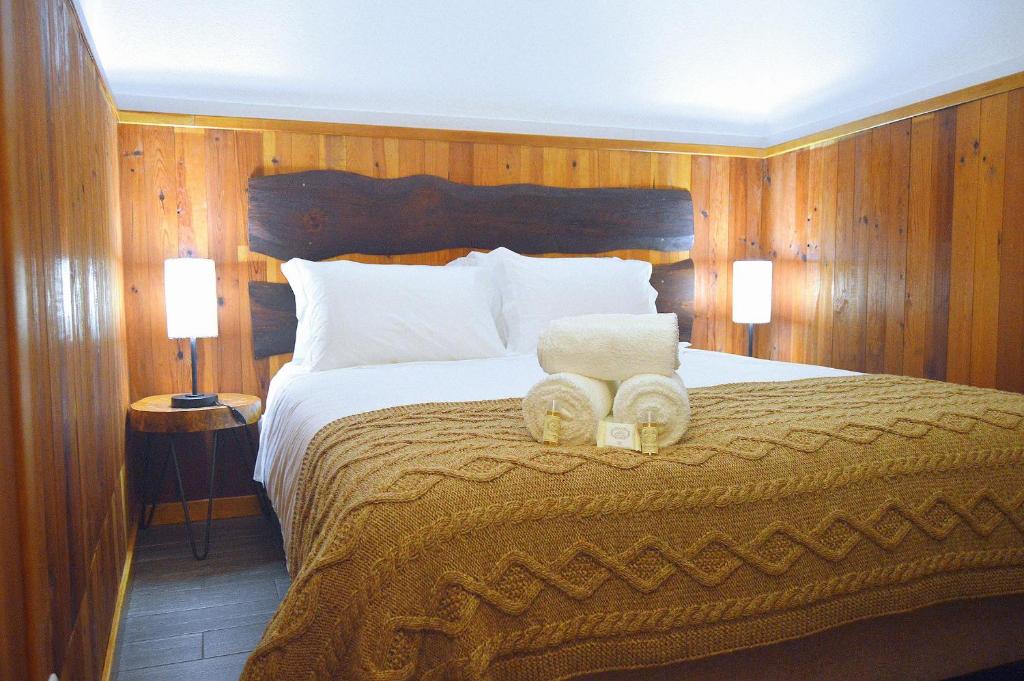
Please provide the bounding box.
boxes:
[537,313,680,380]
[524,312,691,447]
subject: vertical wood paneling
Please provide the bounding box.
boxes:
[864,125,891,374]
[832,135,862,371]
[706,156,732,352]
[707,91,1018,391]
[119,125,698,500]
[947,100,982,384]
[883,120,911,375]
[812,143,838,367]
[117,85,1024,514]
[997,90,1024,393]
[689,155,713,347]
[1,1,129,679]
[904,114,940,379]
[925,109,957,381]
[792,149,811,364]
[970,94,1008,387]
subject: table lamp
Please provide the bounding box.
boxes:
[732,260,772,357]
[165,257,219,408]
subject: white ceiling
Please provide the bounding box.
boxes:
[77,0,1024,147]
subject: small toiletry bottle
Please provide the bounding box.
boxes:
[543,400,561,444]
[640,410,658,455]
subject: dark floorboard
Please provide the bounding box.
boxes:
[112,516,288,681]
[112,515,1023,681]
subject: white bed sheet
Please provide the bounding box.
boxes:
[256,347,857,547]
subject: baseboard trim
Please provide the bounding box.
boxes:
[99,520,137,681]
[148,494,262,526]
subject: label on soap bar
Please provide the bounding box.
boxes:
[597,419,639,451]
[542,411,562,444]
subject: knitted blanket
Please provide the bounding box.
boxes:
[242,375,1024,681]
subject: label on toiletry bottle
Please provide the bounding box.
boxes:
[640,423,659,455]
[542,410,562,444]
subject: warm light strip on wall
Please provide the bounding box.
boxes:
[117,70,1024,160]
[114,110,764,158]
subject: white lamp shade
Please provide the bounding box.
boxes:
[164,258,219,339]
[732,260,772,324]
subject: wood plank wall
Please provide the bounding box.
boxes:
[116,129,694,402]
[116,85,1024,501]
[693,88,1024,393]
[116,128,694,499]
[0,1,130,680]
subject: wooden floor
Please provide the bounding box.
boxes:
[111,516,288,681]
[112,515,1024,681]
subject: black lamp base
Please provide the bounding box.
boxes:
[171,393,218,409]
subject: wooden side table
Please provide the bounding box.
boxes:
[129,393,265,560]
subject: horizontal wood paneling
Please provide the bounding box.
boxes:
[0,0,130,679]
[692,88,1024,392]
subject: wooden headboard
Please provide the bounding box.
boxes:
[246,169,695,359]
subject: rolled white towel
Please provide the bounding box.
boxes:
[612,373,690,447]
[537,313,680,381]
[522,373,614,445]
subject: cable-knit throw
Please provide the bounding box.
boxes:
[242,375,1024,681]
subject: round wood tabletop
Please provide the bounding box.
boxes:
[128,393,261,433]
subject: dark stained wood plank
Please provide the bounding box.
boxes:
[651,259,696,342]
[246,169,695,358]
[247,170,695,262]
[249,282,297,358]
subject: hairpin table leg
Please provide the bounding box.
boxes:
[139,434,172,530]
[169,431,219,560]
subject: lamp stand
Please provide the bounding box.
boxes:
[171,337,218,408]
[747,323,755,358]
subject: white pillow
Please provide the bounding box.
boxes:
[280,258,506,371]
[450,248,657,353]
[446,248,509,342]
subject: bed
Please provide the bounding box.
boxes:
[240,170,1024,681]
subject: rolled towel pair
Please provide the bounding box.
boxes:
[523,372,689,447]
[522,373,614,445]
[537,312,680,381]
[613,373,690,447]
